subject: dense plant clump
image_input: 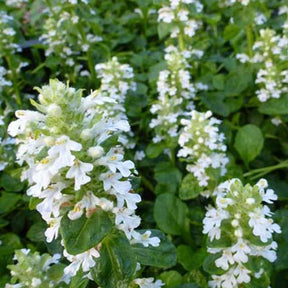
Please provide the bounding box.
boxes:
[0,0,287,288]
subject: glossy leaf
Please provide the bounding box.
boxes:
[131,229,177,268]
[234,124,264,165]
[60,210,113,255]
[91,232,137,288]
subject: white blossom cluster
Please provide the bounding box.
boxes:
[158,0,203,38]
[61,0,89,4]
[0,107,15,172]
[5,0,28,7]
[134,277,165,288]
[93,57,136,120]
[203,178,281,288]
[0,66,12,92]
[40,5,101,71]
[0,11,22,57]
[236,28,288,102]
[219,0,254,7]
[91,57,136,148]
[150,45,206,145]
[5,249,68,288]
[8,79,159,280]
[178,110,228,190]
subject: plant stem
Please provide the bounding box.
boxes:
[244,159,288,179]
[141,176,154,192]
[246,25,253,58]
[5,55,21,106]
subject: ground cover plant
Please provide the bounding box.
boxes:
[0,0,288,287]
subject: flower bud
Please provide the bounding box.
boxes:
[88,146,104,158]
[47,104,62,117]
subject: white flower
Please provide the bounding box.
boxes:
[68,191,114,220]
[48,135,82,171]
[203,206,230,241]
[64,247,100,277]
[134,150,145,161]
[66,159,93,190]
[131,230,160,247]
[100,172,131,194]
[158,7,174,23]
[113,207,141,239]
[45,217,62,243]
[234,265,251,284]
[97,147,134,177]
[215,249,235,270]
[134,278,165,288]
[8,110,45,137]
[231,239,251,263]
[261,188,277,204]
[31,157,59,191]
[31,278,42,287]
[36,182,70,220]
[248,208,281,242]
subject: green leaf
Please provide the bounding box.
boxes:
[154,162,182,195]
[91,232,137,288]
[0,173,24,192]
[203,253,224,275]
[0,192,22,215]
[146,142,165,158]
[154,193,188,235]
[70,271,89,288]
[174,285,200,288]
[131,229,177,268]
[200,92,243,117]
[0,233,22,257]
[160,271,183,288]
[223,24,241,41]
[234,124,264,165]
[224,66,252,95]
[179,174,202,200]
[148,61,167,83]
[212,74,225,91]
[0,219,9,228]
[26,222,46,242]
[177,245,206,271]
[157,22,172,40]
[259,94,288,115]
[60,210,113,255]
[47,263,67,283]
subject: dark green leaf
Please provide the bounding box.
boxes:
[179,174,202,200]
[259,94,288,115]
[60,210,113,255]
[154,162,182,195]
[234,124,264,165]
[132,229,177,268]
[70,271,89,288]
[177,245,206,271]
[154,193,188,235]
[0,173,24,192]
[0,192,22,215]
[26,222,46,242]
[200,92,243,117]
[160,271,183,288]
[91,232,137,288]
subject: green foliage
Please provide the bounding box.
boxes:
[91,232,137,288]
[177,245,206,271]
[154,193,189,236]
[1,0,288,287]
[132,229,177,268]
[179,174,202,200]
[60,211,113,255]
[234,124,264,165]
